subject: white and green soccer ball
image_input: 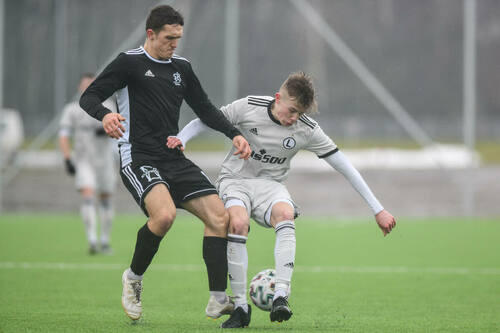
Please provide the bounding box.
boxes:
[249,269,276,311]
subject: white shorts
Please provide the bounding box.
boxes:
[75,155,116,194]
[217,177,299,228]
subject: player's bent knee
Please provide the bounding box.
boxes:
[273,211,295,223]
[270,210,295,227]
[270,201,295,224]
[217,209,230,229]
[150,210,176,235]
[207,209,229,234]
[229,218,249,235]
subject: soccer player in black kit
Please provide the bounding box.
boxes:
[79,5,251,322]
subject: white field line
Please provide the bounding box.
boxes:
[0,262,499,275]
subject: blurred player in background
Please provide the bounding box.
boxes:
[79,5,251,323]
[59,73,117,255]
[168,72,397,328]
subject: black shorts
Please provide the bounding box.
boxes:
[120,158,218,216]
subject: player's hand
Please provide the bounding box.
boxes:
[64,158,76,176]
[166,136,184,151]
[102,113,126,139]
[232,135,251,160]
[375,209,396,236]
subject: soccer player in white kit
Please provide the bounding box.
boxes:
[167,72,396,328]
[59,73,118,255]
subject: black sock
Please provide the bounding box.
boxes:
[130,223,163,276]
[203,236,228,291]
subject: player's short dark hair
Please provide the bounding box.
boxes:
[281,72,317,113]
[146,5,184,33]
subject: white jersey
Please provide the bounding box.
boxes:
[59,97,117,162]
[218,96,337,183]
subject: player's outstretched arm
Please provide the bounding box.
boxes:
[375,209,396,236]
[102,113,126,139]
[168,134,250,159]
[323,150,396,236]
[166,118,250,159]
[166,118,209,151]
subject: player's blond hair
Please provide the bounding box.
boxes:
[280,72,317,114]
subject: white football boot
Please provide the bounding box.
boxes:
[205,295,235,319]
[121,269,143,320]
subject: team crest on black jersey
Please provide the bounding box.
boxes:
[283,137,296,149]
[173,72,182,86]
[140,166,161,182]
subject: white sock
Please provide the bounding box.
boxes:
[210,291,228,304]
[227,233,248,308]
[274,220,295,300]
[126,268,143,280]
[81,198,97,245]
[99,197,114,245]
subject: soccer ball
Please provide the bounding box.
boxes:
[249,269,276,311]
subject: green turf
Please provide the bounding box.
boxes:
[1,214,499,332]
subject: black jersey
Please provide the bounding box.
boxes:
[80,46,240,165]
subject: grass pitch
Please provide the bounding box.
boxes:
[1,214,499,332]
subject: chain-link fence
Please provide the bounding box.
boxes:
[4,0,499,142]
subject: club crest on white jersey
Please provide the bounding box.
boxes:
[283,137,296,149]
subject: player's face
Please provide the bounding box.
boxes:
[147,24,183,60]
[274,93,306,126]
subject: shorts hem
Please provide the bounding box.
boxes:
[182,188,218,202]
[139,181,170,216]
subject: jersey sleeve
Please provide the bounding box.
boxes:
[324,151,384,214]
[305,124,338,158]
[79,53,129,121]
[219,97,248,125]
[183,63,241,139]
[176,118,210,147]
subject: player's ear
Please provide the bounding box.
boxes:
[146,29,156,40]
[275,92,280,102]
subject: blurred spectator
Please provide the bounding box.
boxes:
[58,73,118,255]
[0,109,24,169]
